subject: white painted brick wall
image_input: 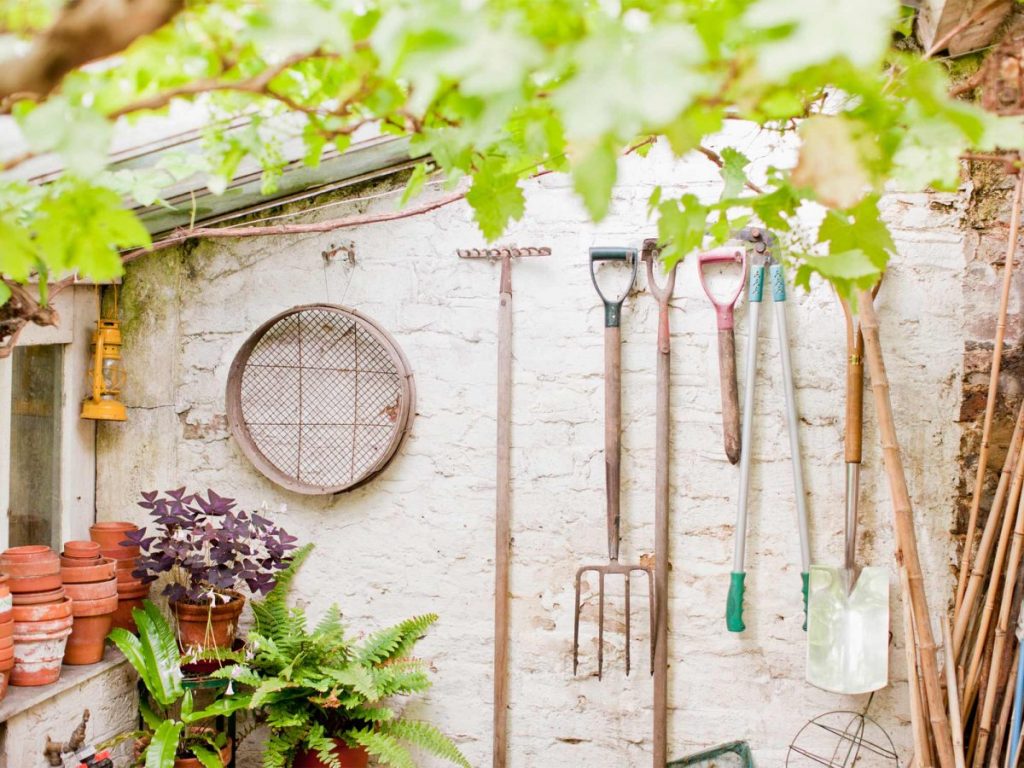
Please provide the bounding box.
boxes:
[96,130,964,767]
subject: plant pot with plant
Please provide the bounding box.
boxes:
[127,488,297,652]
[108,600,249,768]
[213,546,470,768]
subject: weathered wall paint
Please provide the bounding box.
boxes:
[96,129,965,766]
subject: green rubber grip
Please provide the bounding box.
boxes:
[801,571,809,632]
[727,571,746,632]
[770,263,786,301]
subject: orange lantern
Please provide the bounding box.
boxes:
[81,289,126,422]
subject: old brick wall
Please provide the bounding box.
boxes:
[95,129,966,766]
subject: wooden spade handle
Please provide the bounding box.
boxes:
[719,329,741,464]
[605,325,622,562]
[846,333,865,464]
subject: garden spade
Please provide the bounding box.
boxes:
[806,293,889,694]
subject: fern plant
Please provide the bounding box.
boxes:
[214,545,470,768]
[108,600,251,768]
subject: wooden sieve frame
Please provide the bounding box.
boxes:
[225,303,415,495]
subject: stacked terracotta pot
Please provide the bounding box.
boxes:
[0,576,13,700]
[90,523,148,633]
[61,541,118,664]
[0,546,73,686]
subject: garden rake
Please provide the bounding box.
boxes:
[573,246,654,680]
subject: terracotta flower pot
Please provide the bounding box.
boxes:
[62,558,117,584]
[171,738,232,768]
[100,546,140,561]
[294,741,370,768]
[64,578,116,602]
[1,545,53,562]
[65,603,116,665]
[12,586,66,606]
[112,582,150,633]
[0,642,12,661]
[12,628,73,685]
[12,596,73,623]
[171,592,245,651]
[0,650,12,701]
[1,547,61,593]
[90,522,138,548]
[63,541,101,560]
[0,636,12,651]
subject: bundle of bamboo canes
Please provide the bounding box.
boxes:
[943,170,1024,768]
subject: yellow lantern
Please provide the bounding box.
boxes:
[81,290,127,422]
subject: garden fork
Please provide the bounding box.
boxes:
[573,246,654,679]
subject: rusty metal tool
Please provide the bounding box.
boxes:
[697,247,748,464]
[573,246,654,680]
[643,239,676,767]
[459,245,551,768]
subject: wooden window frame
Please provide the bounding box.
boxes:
[0,288,97,551]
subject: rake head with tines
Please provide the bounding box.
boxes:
[571,246,654,680]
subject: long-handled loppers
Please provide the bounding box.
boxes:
[724,228,811,633]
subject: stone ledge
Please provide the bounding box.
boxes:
[0,647,128,724]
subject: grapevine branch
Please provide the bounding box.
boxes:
[0,0,185,103]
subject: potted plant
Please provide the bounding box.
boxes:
[127,488,297,650]
[109,600,249,767]
[214,546,470,768]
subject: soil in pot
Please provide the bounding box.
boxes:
[171,592,244,651]
[294,741,370,768]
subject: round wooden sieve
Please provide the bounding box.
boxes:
[226,304,415,495]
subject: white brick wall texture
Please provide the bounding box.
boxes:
[95,125,965,767]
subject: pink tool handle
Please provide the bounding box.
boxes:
[697,247,748,330]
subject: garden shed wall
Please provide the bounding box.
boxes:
[94,128,967,766]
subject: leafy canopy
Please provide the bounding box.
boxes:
[0,0,1019,304]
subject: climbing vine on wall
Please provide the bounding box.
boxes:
[0,0,1021,310]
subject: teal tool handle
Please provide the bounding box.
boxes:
[589,247,638,328]
[749,262,765,303]
[770,262,786,301]
[727,571,746,632]
[801,571,809,632]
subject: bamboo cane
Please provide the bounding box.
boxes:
[957,399,1024,659]
[963,445,1024,715]
[956,171,1024,617]
[973,486,1024,766]
[906,568,936,767]
[989,646,1020,768]
[861,289,955,768]
[946,617,969,768]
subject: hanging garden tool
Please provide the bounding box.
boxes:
[698,246,748,464]
[724,229,811,633]
[573,246,653,679]
[643,239,676,767]
[458,245,552,768]
[806,290,889,694]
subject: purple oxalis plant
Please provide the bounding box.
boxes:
[126,488,299,604]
